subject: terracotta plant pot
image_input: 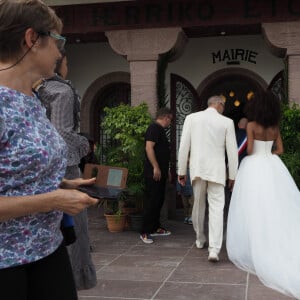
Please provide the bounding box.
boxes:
[104,213,126,233]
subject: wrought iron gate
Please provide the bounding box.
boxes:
[170,74,203,181]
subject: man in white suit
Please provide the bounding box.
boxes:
[177,95,238,262]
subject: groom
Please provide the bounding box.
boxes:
[178,95,238,262]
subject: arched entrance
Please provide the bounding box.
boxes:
[93,82,131,147]
[197,68,268,127]
[80,72,131,163]
[80,72,130,141]
[170,69,268,180]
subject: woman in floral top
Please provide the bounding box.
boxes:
[0,1,98,299]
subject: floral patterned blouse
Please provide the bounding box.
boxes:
[0,87,67,269]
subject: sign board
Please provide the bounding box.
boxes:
[54,0,300,34]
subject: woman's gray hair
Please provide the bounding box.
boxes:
[207,95,224,106]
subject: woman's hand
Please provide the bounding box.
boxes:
[52,188,98,215]
[178,175,186,186]
[0,186,98,222]
[60,177,96,189]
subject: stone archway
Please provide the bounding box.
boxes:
[197,68,268,126]
[80,72,130,140]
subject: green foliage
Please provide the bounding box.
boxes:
[280,103,300,188]
[101,103,152,197]
[103,200,122,217]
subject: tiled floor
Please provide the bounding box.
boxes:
[78,206,294,300]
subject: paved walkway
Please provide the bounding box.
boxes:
[78,206,294,300]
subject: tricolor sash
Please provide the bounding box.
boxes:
[238,136,247,156]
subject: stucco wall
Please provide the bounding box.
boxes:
[66,42,129,97]
[66,35,284,99]
[166,35,284,92]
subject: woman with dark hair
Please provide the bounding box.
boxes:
[0,1,98,299]
[245,89,281,127]
[226,90,300,298]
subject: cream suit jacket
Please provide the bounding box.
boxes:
[178,107,238,186]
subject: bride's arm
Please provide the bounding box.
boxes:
[272,130,283,155]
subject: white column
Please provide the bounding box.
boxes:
[129,60,158,116]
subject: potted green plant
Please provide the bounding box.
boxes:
[280,102,300,189]
[101,103,152,229]
[103,200,127,232]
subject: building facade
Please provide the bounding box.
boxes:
[45,0,300,180]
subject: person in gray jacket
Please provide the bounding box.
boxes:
[38,50,97,290]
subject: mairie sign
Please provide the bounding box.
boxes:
[212,49,258,65]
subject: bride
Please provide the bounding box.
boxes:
[226,90,300,299]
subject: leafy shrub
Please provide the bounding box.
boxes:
[280,103,300,188]
[101,103,152,196]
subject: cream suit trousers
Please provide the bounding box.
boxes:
[192,179,225,254]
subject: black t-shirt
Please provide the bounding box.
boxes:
[144,122,170,178]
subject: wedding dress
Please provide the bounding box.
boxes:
[227,140,300,299]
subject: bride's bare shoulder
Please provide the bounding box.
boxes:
[247,121,259,131]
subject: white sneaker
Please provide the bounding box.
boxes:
[195,240,206,249]
[140,234,153,244]
[208,251,219,262]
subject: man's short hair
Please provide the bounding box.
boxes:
[156,107,172,119]
[238,117,248,129]
[207,95,224,106]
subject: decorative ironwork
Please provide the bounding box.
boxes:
[175,81,194,152]
[269,71,285,102]
[270,77,282,97]
[170,74,200,181]
[96,83,131,164]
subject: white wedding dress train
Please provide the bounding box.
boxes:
[227,140,300,299]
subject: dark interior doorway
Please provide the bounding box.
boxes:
[199,73,264,127]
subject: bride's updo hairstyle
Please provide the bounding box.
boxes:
[245,90,281,128]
